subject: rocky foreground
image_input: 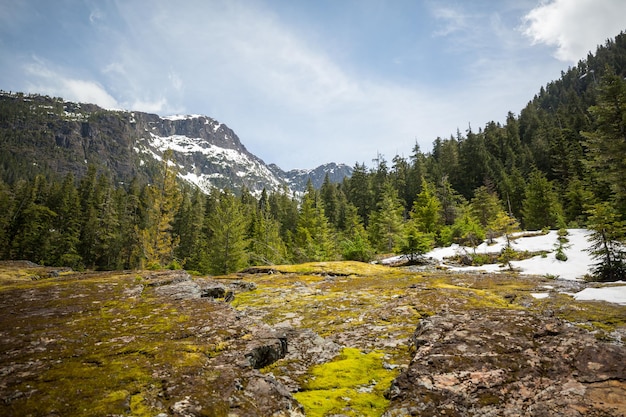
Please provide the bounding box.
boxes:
[0,261,625,416]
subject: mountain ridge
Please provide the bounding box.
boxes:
[0,91,353,194]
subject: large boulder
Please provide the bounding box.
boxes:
[385,309,626,416]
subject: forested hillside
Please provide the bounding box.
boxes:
[1,32,625,279]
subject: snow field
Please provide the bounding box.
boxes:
[396,229,626,305]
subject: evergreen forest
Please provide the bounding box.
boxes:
[1,32,626,281]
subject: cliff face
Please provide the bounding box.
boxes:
[0,92,350,194]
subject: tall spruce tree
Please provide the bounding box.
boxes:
[586,202,626,282]
[582,71,626,210]
[174,187,207,272]
[248,205,288,266]
[140,149,182,268]
[368,182,405,253]
[47,174,82,268]
[411,180,442,234]
[0,180,14,258]
[293,181,336,262]
[206,189,249,274]
[522,169,563,230]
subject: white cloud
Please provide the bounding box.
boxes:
[522,0,626,62]
[23,57,119,109]
[130,97,169,114]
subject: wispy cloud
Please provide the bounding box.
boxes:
[431,6,470,37]
[23,57,119,109]
[5,0,624,169]
[521,0,626,62]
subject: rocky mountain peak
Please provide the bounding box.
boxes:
[0,91,352,195]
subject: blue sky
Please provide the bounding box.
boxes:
[1,0,625,170]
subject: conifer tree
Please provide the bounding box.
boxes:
[585,202,626,282]
[489,211,520,246]
[117,178,144,269]
[399,220,434,263]
[443,209,485,248]
[48,174,82,268]
[174,187,207,271]
[0,180,14,258]
[340,202,374,262]
[293,181,336,262]
[249,205,288,266]
[77,166,100,268]
[522,169,563,230]
[407,142,425,208]
[582,71,626,210]
[347,162,372,226]
[93,175,123,269]
[411,180,442,234]
[206,190,249,274]
[268,186,299,245]
[437,175,464,225]
[368,182,405,253]
[140,149,182,268]
[9,176,55,263]
[391,155,410,209]
[320,173,340,228]
[470,186,504,228]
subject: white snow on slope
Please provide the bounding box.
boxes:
[391,229,626,305]
[143,132,283,195]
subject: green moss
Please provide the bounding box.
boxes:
[130,393,152,417]
[294,348,397,417]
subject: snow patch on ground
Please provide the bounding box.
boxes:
[388,229,626,305]
[574,286,626,305]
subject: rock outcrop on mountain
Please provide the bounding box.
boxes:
[269,162,354,192]
[0,91,351,194]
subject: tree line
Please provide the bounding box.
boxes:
[1,33,625,280]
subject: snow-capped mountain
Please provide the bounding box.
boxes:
[0,92,351,195]
[133,112,285,194]
[269,162,354,192]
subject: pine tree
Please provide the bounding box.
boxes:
[582,71,626,210]
[442,209,485,248]
[293,182,336,262]
[436,175,464,225]
[399,220,434,263]
[9,175,55,263]
[117,178,144,269]
[248,205,288,266]
[206,190,249,274]
[320,173,340,228]
[94,176,122,269]
[174,187,207,272]
[47,174,82,268]
[410,180,442,234]
[140,149,182,268]
[585,202,626,282]
[347,162,372,226]
[340,203,374,262]
[522,169,563,230]
[489,211,520,246]
[0,179,14,258]
[368,182,405,253]
[77,165,100,268]
[470,186,504,228]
